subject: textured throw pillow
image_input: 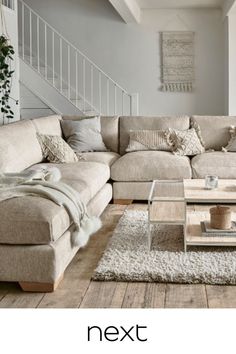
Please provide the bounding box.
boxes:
[126,130,171,152]
[222,126,236,152]
[166,128,205,156]
[37,133,78,163]
[61,117,108,152]
[190,119,206,148]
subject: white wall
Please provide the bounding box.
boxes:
[0,2,20,124]
[228,12,236,115]
[24,0,225,116]
[223,16,229,115]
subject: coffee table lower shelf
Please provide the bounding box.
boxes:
[185,208,236,251]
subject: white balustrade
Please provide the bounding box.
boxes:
[18,0,138,116]
[2,0,15,10]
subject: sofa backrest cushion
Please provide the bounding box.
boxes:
[62,116,119,153]
[31,115,62,136]
[119,116,190,155]
[0,120,43,173]
[191,116,236,151]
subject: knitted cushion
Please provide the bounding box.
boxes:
[37,133,78,163]
[126,130,171,152]
[223,126,236,152]
[166,128,205,156]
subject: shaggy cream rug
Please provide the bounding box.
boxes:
[93,210,236,284]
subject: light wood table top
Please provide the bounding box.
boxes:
[184,179,236,203]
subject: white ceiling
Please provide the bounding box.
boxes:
[136,0,226,9]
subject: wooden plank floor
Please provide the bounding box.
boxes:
[0,203,235,308]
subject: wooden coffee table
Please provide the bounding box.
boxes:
[184,179,236,251]
[148,179,236,252]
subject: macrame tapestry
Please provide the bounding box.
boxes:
[161,31,195,92]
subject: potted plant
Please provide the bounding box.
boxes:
[0,34,15,124]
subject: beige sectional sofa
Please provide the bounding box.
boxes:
[0,114,235,291]
[111,115,236,201]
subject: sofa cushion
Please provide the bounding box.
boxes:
[62,115,119,153]
[31,161,110,205]
[52,161,110,203]
[126,130,172,152]
[78,152,120,166]
[223,126,236,152]
[191,152,236,179]
[61,117,108,152]
[0,161,110,245]
[119,116,190,155]
[0,120,42,173]
[111,151,192,182]
[167,128,205,156]
[31,115,62,136]
[37,133,78,163]
[191,116,236,151]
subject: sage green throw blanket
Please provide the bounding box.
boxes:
[0,180,101,247]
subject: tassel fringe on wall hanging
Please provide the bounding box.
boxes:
[161,31,195,92]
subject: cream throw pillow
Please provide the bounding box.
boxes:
[166,128,205,156]
[223,126,236,152]
[37,133,78,163]
[126,130,171,152]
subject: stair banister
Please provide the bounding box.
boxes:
[18,0,139,116]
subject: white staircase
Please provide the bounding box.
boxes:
[2,0,15,10]
[18,0,139,116]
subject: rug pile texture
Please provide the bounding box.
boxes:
[93,210,236,284]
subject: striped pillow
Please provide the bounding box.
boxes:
[126,130,171,152]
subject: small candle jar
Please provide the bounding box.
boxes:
[210,206,231,230]
[205,175,218,190]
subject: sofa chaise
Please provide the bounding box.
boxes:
[0,114,236,292]
[0,115,119,292]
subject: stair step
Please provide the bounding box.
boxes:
[62,88,82,99]
[22,58,56,79]
[71,99,92,110]
[47,77,68,90]
[83,110,98,116]
[22,54,38,65]
[70,98,97,114]
[61,88,69,97]
[71,98,84,104]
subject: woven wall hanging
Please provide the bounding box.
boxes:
[161,31,195,92]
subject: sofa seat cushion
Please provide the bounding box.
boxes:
[52,161,110,203]
[0,161,110,245]
[79,152,120,166]
[111,151,192,182]
[191,152,236,179]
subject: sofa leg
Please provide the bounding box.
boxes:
[19,274,64,293]
[113,199,133,205]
